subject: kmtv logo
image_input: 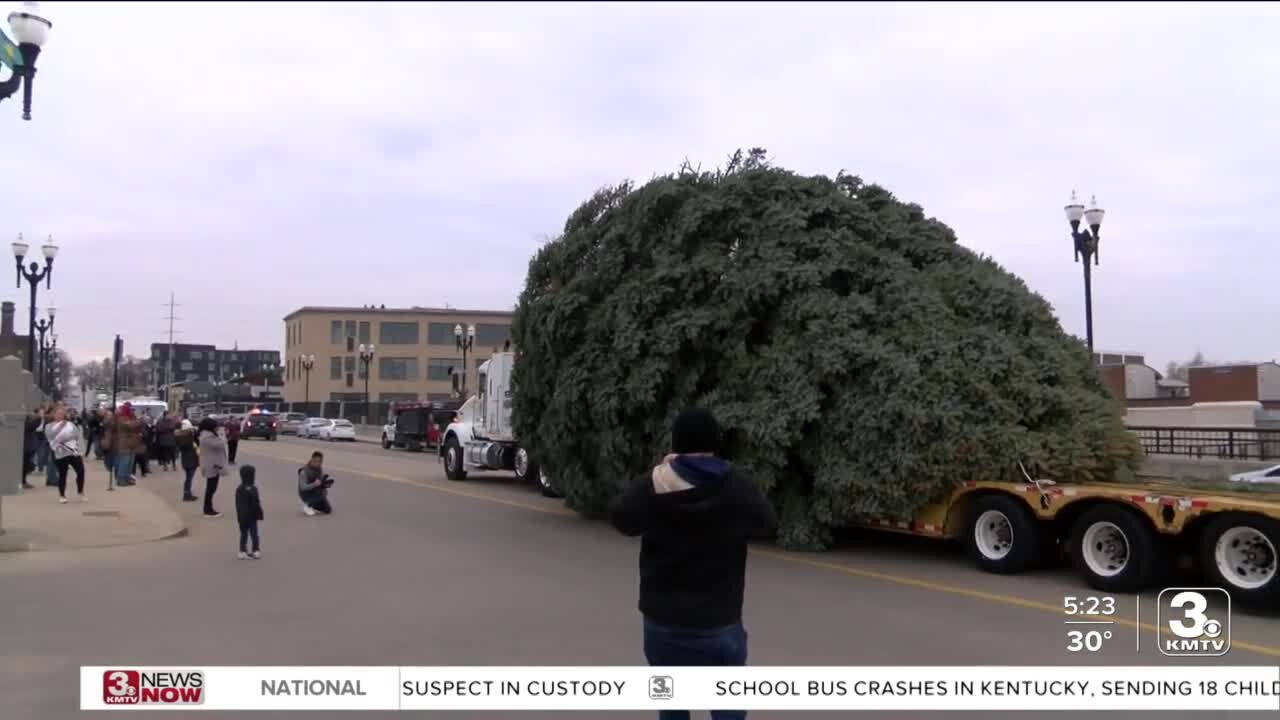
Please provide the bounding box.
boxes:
[102,670,205,705]
[1158,588,1231,657]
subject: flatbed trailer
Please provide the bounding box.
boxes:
[861,472,1280,605]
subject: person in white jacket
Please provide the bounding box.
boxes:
[45,405,87,503]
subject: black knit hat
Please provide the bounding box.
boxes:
[671,407,722,455]
[239,464,256,484]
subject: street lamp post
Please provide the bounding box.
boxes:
[46,331,57,395]
[12,233,57,372]
[1063,191,1106,354]
[358,344,375,425]
[0,1,53,121]
[454,323,475,397]
[33,313,49,391]
[300,354,315,407]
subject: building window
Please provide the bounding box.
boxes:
[330,392,366,402]
[359,321,371,344]
[474,323,511,348]
[427,322,455,345]
[331,321,343,345]
[180,361,194,371]
[379,392,419,403]
[345,321,357,341]
[190,351,203,360]
[330,357,342,380]
[379,321,420,345]
[207,363,215,373]
[378,357,419,381]
[427,357,461,381]
[426,392,453,401]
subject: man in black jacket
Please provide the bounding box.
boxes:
[610,407,778,720]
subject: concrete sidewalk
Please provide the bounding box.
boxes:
[0,475,187,553]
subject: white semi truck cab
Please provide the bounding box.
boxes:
[439,352,559,497]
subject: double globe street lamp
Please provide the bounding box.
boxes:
[299,354,316,406]
[454,324,475,397]
[358,343,376,425]
[12,232,58,373]
[0,1,52,121]
[1063,191,1106,353]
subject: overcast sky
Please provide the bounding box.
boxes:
[2,1,1277,371]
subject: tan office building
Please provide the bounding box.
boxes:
[282,306,515,404]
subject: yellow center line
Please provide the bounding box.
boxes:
[241,444,1280,659]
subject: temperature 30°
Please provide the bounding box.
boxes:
[1067,629,1112,652]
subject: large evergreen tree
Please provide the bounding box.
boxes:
[511,149,1141,550]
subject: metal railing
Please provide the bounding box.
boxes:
[1128,426,1280,461]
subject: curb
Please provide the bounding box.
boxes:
[0,485,190,553]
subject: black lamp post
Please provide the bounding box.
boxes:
[12,233,57,373]
[454,323,474,397]
[1064,191,1106,354]
[46,330,57,393]
[300,354,315,406]
[358,343,375,425]
[33,313,50,391]
[0,1,52,121]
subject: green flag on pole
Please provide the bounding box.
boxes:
[0,29,23,70]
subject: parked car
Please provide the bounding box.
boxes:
[279,412,308,435]
[318,419,356,442]
[241,412,279,441]
[298,418,329,439]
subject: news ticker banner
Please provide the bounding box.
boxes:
[82,666,1280,711]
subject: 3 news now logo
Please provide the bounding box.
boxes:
[102,670,205,705]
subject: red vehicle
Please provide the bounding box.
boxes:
[381,401,460,452]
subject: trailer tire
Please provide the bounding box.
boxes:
[443,437,467,482]
[965,495,1043,574]
[1070,505,1160,593]
[1200,513,1280,606]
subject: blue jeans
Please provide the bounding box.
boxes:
[643,619,748,720]
[44,452,58,486]
[114,452,134,486]
[183,466,197,496]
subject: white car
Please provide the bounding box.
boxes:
[318,419,356,442]
[1230,465,1280,484]
[298,418,328,439]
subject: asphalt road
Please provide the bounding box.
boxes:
[3,435,1278,720]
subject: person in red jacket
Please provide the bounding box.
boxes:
[224,417,242,464]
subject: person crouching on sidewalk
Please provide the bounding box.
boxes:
[609,407,779,720]
[297,451,333,516]
[235,465,264,559]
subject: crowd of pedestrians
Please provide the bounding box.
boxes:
[20,403,337,561]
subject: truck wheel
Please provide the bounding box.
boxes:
[537,468,562,499]
[1070,505,1160,593]
[514,448,534,483]
[1200,513,1280,606]
[965,495,1043,574]
[382,434,392,450]
[443,437,467,482]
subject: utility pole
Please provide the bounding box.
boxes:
[161,292,180,407]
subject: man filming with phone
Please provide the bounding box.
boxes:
[297,451,334,516]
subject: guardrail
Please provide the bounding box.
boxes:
[1128,426,1280,461]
